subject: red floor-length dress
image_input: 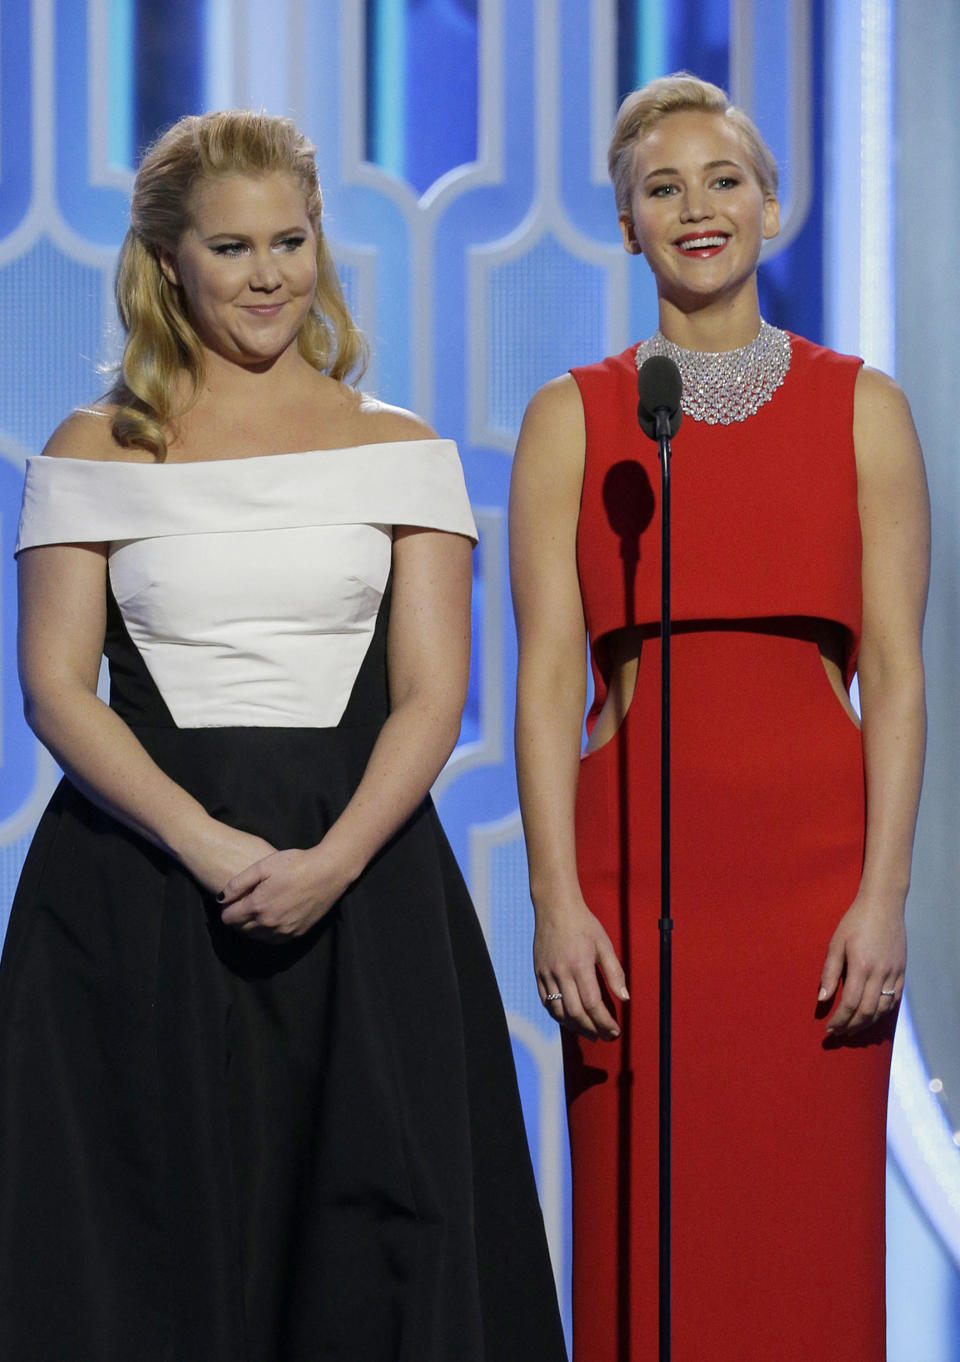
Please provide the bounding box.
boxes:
[566,335,894,1361]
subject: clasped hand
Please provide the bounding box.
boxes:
[218,847,349,942]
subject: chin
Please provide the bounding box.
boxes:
[229,334,300,365]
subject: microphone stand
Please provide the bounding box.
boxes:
[654,406,673,1362]
[636,356,680,1361]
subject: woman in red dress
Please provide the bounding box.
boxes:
[510,73,929,1361]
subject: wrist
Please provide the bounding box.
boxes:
[853,879,909,918]
[169,810,223,874]
[530,881,587,921]
[304,834,364,893]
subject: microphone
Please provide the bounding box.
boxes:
[637,355,683,441]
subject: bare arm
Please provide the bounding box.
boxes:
[820,366,930,1034]
[509,376,627,1041]
[219,525,474,935]
[18,540,274,890]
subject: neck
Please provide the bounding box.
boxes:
[656,289,764,352]
[196,340,312,401]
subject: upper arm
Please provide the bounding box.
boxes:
[853,366,930,670]
[18,407,115,703]
[18,542,108,704]
[386,527,473,714]
[509,375,588,671]
[373,402,471,710]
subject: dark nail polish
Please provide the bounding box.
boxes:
[216,891,225,902]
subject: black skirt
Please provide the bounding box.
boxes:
[0,589,567,1362]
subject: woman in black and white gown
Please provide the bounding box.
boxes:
[0,110,566,1362]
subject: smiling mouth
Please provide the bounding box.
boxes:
[241,302,287,315]
[674,234,730,254]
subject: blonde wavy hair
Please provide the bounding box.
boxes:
[108,109,368,459]
[608,72,779,215]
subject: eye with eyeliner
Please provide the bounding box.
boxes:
[209,235,307,258]
[648,175,740,199]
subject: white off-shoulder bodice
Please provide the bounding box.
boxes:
[16,441,477,729]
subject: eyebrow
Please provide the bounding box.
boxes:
[643,158,744,182]
[201,225,308,242]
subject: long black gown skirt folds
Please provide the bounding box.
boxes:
[0,442,567,1362]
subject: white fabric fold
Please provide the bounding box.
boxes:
[14,440,477,728]
[15,440,478,551]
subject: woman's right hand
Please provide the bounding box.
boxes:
[534,900,628,1041]
[181,818,277,897]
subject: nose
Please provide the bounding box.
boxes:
[679,187,714,223]
[249,250,282,292]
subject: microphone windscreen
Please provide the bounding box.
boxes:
[637,355,683,439]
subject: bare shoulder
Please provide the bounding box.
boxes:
[853,365,918,443]
[854,364,912,419]
[40,405,130,462]
[513,374,585,481]
[521,373,584,431]
[852,365,924,480]
[355,393,438,443]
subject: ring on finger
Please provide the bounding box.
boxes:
[880,988,897,999]
[544,992,563,1003]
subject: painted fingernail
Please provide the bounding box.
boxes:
[818,987,827,1001]
[216,891,225,902]
[620,988,630,1001]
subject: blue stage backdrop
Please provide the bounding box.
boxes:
[1,3,958,1354]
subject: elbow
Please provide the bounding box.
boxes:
[857,637,925,697]
[857,653,926,725]
[21,691,64,755]
[21,688,48,741]
[392,685,467,766]
[516,657,586,729]
[433,701,467,765]
[20,678,84,750]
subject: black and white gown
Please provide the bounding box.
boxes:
[0,442,567,1362]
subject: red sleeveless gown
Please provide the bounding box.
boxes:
[567,334,894,1361]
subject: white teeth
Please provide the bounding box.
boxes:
[678,235,727,250]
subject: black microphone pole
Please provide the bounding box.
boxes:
[636,356,682,1362]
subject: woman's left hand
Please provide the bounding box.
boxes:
[818,894,906,1036]
[217,846,350,941]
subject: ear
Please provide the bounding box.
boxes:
[157,248,180,287]
[619,212,642,256]
[761,194,780,242]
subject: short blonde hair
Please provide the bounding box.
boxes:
[608,72,779,214]
[109,109,368,459]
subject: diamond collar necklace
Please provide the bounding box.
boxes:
[633,321,792,425]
